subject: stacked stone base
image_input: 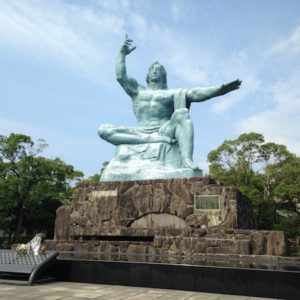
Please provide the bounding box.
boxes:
[46,178,289,258]
[46,227,288,259]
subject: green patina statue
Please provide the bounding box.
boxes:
[98,35,241,181]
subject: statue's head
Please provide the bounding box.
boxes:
[146,62,167,88]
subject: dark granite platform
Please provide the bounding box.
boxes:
[46,256,300,299]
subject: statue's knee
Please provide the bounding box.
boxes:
[97,126,105,139]
[172,108,190,123]
[98,125,111,139]
[184,118,193,129]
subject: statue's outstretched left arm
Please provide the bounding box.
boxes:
[186,79,242,103]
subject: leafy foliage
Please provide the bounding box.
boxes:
[207,132,299,237]
[79,161,109,185]
[0,133,83,244]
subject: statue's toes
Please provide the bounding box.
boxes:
[182,159,198,170]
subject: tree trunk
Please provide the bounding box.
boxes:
[14,204,24,243]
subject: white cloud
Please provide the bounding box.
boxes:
[169,51,208,84]
[211,75,260,114]
[236,76,300,155]
[268,26,300,57]
[127,20,214,86]
[171,3,181,22]
[0,117,44,137]
[235,26,300,156]
[0,0,242,90]
[0,0,126,83]
[170,1,187,23]
[0,0,211,87]
[210,50,262,114]
[95,0,130,11]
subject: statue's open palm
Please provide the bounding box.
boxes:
[120,34,136,55]
[219,79,242,95]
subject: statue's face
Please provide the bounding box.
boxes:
[148,63,164,82]
[146,62,167,87]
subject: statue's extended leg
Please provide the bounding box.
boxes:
[98,124,174,145]
[170,109,197,169]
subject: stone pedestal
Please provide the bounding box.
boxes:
[101,143,203,181]
[47,177,288,257]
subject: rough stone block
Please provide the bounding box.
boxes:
[54,205,71,240]
[234,240,251,255]
[251,232,266,255]
[192,240,207,253]
[266,231,288,256]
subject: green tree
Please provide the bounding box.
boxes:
[207,132,299,235]
[270,156,300,237]
[80,161,109,185]
[0,133,83,244]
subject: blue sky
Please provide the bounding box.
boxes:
[1,0,300,177]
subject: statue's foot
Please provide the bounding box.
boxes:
[182,159,198,170]
[161,136,176,144]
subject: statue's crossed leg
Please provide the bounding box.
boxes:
[98,108,196,169]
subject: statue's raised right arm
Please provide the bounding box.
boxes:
[116,34,140,97]
[186,79,242,104]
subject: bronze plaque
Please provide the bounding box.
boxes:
[194,195,220,210]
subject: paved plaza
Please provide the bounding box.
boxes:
[0,281,277,300]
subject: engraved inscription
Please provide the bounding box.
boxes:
[90,190,118,198]
[194,195,220,210]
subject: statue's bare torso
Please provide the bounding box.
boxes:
[133,89,175,128]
